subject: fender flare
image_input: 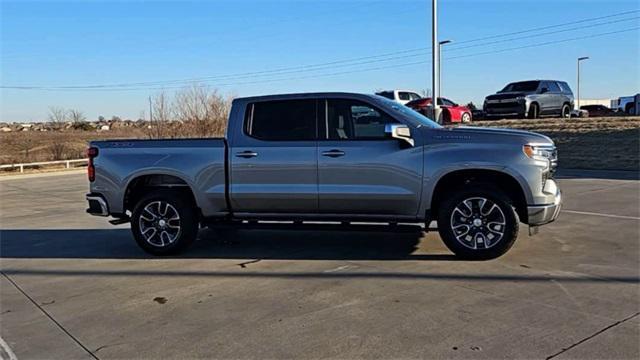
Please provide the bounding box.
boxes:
[422,163,533,212]
[122,168,202,211]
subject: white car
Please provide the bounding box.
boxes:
[376,90,422,105]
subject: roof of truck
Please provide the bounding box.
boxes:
[234,92,379,102]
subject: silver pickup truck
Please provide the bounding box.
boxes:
[86,92,561,259]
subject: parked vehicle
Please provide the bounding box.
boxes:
[405,97,472,123]
[571,109,589,118]
[471,109,486,120]
[375,90,422,105]
[86,92,561,260]
[580,105,615,117]
[612,94,640,115]
[483,80,574,119]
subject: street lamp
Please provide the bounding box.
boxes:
[438,39,452,99]
[577,56,589,110]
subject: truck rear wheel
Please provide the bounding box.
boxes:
[131,190,199,255]
[437,185,519,260]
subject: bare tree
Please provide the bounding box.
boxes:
[8,132,38,162]
[48,141,67,160]
[206,89,232,136]
[68,109,91,130]
[175,84,211,137]
[48,106,67,130]
[150,91,172,139]
[174,84,232,137]
[68,109,87,123]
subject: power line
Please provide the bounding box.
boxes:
[2,9,638,91]
[16,27,638,93]
[445,16,639,52]
[446,27,639,60]
[452,8,640,44]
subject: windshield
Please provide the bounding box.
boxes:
[500,81,540,93]
[374,96,442,129]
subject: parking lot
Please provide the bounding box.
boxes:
[1,170,638,359]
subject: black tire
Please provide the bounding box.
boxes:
[561,104,571,118]
[437,185,519,260]
[527,103,539,119]
[627,105,636,115]
[131,190,199,255]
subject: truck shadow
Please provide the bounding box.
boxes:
[0,225,457,261]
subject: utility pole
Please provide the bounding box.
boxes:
[577,56,589,110]
[438,39,452,98]
[432,0,440,123]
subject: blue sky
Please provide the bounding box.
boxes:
[1,0,639,122]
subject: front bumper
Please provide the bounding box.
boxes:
[86,193,109,216]
[484,102,526,117]
[527,184,562,226]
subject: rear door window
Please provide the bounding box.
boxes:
[409,92,422,100]
[376,91,395,100]
[398,92,411,101]
[547,81,561,93]
[558,82,573,94]
[245,99,316,141]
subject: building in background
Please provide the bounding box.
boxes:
[578,98,613,107]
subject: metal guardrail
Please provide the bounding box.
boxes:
[0,159,88,173]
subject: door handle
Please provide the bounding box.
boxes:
[236,150,258,158]
[321,149,345,158]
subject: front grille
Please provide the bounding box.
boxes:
[486,101,520,109]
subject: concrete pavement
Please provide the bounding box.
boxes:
[0,171,638,359]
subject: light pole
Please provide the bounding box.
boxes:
[431,0,441,123]
[438,39,452,98]
[577,56,589,110]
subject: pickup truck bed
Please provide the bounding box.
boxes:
[89,138,228,218]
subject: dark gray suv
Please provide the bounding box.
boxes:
[484,80,574,119]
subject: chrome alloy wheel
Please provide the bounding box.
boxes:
[138,201,182,247]
[450,197,506,250]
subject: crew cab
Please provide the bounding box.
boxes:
[86,92,561,259]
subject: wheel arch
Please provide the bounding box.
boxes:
[429,168,529,223]
[123,172,199,215]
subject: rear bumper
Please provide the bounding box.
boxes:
[527,185,562,226]
[86,193,109,216]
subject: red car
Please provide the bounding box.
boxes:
[405,97,472,123]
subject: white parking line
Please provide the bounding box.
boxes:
[0,336,18,360]
[562,209,640,220]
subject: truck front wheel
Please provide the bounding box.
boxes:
[131,190,199,255]
[437,186,519,260]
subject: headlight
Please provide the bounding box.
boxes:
[516,96,525,101]
[523,144,554,160]
[523,144,557,172]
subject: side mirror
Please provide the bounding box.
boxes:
[540,87,549,94]
[385,124,414,147]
